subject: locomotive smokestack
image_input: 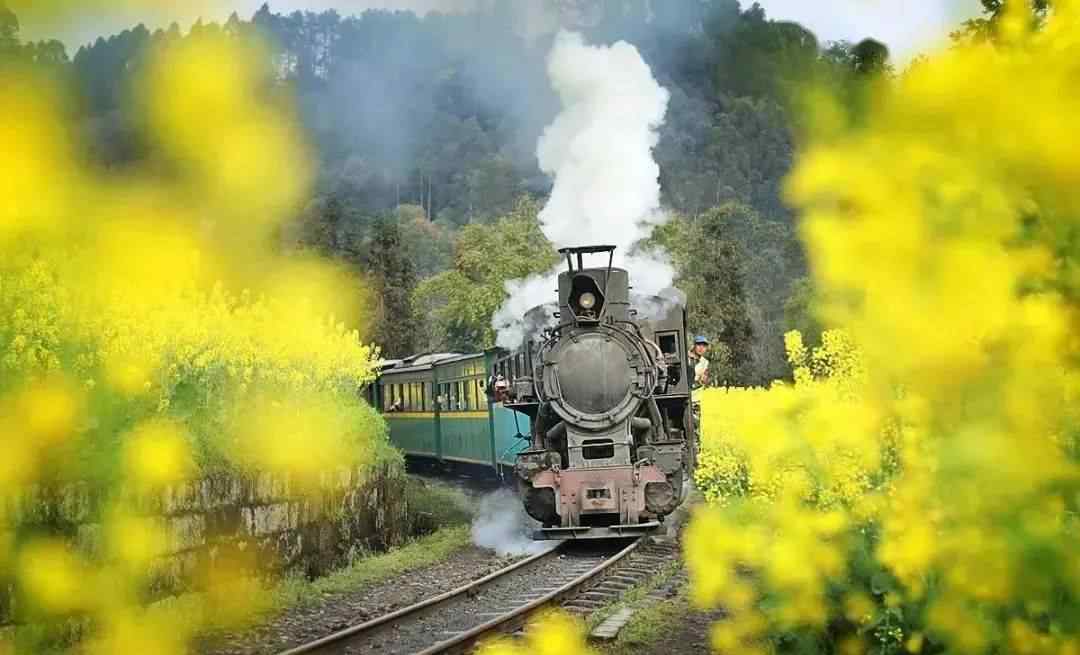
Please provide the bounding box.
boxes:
[556,245,630,324]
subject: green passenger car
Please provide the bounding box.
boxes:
[372,350,531,475]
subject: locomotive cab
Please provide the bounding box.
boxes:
[507,246,696,539]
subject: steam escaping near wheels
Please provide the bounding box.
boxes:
[471,488,547,557]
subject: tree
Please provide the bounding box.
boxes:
[0,4,18,54]
[413,197,557,352]
[652,202,804,385]
[364,217,419,358]
[26,40,69,67]
[851,38,889,76]
[396,205,454,279]
[652,207,751,385]
[657,91,794,219]
[707,4,821,102]
[783,276,823,348]
[952,0,1051,42]
[45,0,894,380]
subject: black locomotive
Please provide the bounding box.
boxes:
[494,245,696,539]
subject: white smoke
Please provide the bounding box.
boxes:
[493,271,560,349]
[535,31,669,250]
[493,30,675,349]
[632,286,688,322]
[470,489,548,557]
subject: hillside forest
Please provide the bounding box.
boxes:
[2,0,896,385]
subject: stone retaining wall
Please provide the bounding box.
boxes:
[2,463,410,624]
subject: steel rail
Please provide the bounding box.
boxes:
[416,537,644,655]
[274,542,562,655]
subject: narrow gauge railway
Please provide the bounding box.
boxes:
[274,537,677,655]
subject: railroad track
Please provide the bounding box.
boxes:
[275,536,675,655]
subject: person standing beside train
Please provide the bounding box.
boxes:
[688,335,709,454]
[688,335,710,391]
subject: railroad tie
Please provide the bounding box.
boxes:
[589,607,637,641]
[565,605,609,613]
[595,581,633,591]
[618,567,655,575]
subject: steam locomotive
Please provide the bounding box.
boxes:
[495,245,696,540]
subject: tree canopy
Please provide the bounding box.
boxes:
[414,197,558,352]
[3,0,892,365]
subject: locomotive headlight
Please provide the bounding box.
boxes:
[579,292,597,310]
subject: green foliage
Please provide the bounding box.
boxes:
[658,91,795,219]
[292,197,430,358]
[396,205,454,279]
[413,197,557,352]
[652,203,804,385]
[607,593,693,651]
[0,4,68,70]
[16,1,898,371]
[0,5,17,51]
[284,525,472,602]
[706,3,821,102]
[403,478,474,535]
[363,216,420,358]
[952,0,1052,42]
[9,0,896,369]
[782,277,823,348]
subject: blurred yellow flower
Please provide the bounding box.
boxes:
[0,18,385,655]
[18,540,93,615]
[478,612,594,655]
[124,419,194,488]
[12,376,83,446]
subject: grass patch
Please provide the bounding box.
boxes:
[602,593,692,653]
[273,525,473,608]
[404,477,474,535]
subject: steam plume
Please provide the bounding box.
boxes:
[493,30,673,349]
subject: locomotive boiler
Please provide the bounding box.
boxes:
[498,245,696,540]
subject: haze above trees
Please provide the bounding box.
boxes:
[1,0,919,384]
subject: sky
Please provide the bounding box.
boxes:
[755,0,983,60]
[21,0,983,61]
